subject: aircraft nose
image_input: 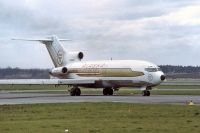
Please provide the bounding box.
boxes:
[160,75,165,81]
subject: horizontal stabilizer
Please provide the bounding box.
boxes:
[12,35,71,42]
[11,35,72,67]
[12,38,71,42]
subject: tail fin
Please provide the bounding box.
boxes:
[43,36,68,67]
[13,36,70,67]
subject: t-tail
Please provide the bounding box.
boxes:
[12,35,84,67]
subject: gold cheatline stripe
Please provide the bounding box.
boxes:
[70,68,144,77]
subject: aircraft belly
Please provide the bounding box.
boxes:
[80,79,148,88]
[106,80,136,87]
[106,80,149,87]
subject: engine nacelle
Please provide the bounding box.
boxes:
[68,51,84,61]
[50,67,68,75]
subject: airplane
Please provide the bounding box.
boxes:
[0,35,165,96]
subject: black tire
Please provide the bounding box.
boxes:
[108,88,113,95]
[103,88,108,95]
[103,88,113,95]
[143,90,150,96]
[146,90,150,96]
[75,88,81,96]
[70,88,76,96]
[143,90,147,96]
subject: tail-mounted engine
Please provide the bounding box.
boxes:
[50,67,68,76]
[67,51,84,61]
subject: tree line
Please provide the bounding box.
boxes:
[159,65,200,79]
[0,67,49,79]
[0,65,200,79]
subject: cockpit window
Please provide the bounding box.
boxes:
[157,67,162,71]
[145,68,157,72]
[145,67,162,72]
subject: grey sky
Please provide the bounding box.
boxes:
[0,0,200,68]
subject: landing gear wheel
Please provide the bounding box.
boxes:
[103,88,113,95]
[70,88,76,96]
[146,90,150,96]
[103,88,107,95]
[75,88,81,96]
[143,90,150,96]
[108,88,113,95]
[70,87,81,96]
[142,90,146,96]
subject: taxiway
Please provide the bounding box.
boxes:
[0,92,199,105]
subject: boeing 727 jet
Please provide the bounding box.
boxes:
[0,36,165,96]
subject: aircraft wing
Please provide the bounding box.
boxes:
[0,79,95,85]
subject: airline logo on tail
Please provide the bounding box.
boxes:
[57,50,64,65]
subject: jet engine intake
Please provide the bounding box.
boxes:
[50,67,68,75]
[68,51,84,61]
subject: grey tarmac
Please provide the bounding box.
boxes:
[0,91,200,105]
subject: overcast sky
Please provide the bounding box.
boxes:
[0,0,200,68]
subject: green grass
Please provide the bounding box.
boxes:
[1,85,200,95]
[0,103,200,133]
[0,85,67,91]
[157,85,200,90]
[151,89,200,95]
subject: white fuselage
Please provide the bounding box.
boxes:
[52,60,165,89]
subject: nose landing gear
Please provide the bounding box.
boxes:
[143,86,151,96]
[143,90,150,96]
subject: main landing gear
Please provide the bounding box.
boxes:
[103,88,113,95]
[70,87,81,96]
[142,86,151,96]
